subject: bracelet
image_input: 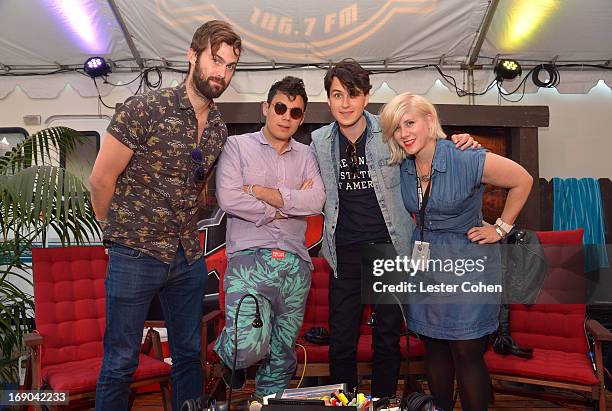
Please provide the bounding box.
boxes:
[494,225,505,239]
[96,219,109,225]
[495,218,514,235]
[247,184,255,197]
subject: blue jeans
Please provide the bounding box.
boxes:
[95,243,206,411]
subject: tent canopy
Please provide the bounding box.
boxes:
[1,0,612,98]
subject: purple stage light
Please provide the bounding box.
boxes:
[46,0,107,53]
[84,56,110,77]
[87,58,103,68]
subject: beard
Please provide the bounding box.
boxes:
[191,58,227,99]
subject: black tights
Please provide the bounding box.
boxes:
[423,336,490,411]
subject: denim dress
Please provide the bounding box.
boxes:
[400,139,501,340]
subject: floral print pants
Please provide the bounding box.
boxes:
[213,248,311,397]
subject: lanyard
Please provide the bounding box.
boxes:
[416,169,432,242]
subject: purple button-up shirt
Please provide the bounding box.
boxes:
[216,130,326,267]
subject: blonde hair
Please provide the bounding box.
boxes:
[379,92,446,165]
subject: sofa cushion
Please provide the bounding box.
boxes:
[535,229,585,304]
[32,246,108,367]
[508,304,589,354]
[485,348,597,386]
[43,352,171,394]
[294,334,425,363]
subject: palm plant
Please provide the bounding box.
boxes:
[0,126,100,382]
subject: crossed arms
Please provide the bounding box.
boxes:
[216,136,325,227]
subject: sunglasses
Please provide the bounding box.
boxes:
[191,148,206,183]
[273,102,304,120]
[346,143,360,178]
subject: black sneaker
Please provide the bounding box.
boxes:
[222,363,246,390]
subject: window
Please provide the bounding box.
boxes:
[60,131,100,190]
[0,128,28,174]
[0,128,28,155]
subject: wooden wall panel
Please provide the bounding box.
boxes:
[539,179,554,231]
[444,127,510,225]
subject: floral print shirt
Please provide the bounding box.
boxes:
[105,83,227,264]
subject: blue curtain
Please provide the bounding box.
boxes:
[553,177,609,272]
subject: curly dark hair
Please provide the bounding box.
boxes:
[324,58,371,97]
[267,76,308,109]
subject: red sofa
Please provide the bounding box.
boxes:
[202,226,611,410]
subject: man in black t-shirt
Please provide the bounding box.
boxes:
[311,59,477,397]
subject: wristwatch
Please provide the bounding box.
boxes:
[495,218,514,236]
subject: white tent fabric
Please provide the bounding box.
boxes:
[1,0,611,98]
[114,0,486,64]
[479,0,612,64]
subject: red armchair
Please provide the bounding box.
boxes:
[24,246,172,410]
[485,229,612,410]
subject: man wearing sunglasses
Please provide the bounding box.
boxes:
[89,21,241,410]
[310,59,479,398]
[214,76,325,399]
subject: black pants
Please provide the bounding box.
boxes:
[329,245,404,397]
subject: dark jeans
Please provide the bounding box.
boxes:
[95,243,207,411]
[329,245,404,397]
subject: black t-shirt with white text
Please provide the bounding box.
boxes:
[335,129,390,246]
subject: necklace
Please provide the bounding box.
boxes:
[416,160,432,183]
[418,173,432,182]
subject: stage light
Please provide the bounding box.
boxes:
[495,59,522,80]
[84,56,110,78]
[501,0,559,50]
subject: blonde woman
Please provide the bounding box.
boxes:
[380,93,532,411]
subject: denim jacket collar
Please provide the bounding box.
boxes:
[364,110,382,134]
[403,138,448,174]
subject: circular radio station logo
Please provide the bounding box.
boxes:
[155,0,437,60]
